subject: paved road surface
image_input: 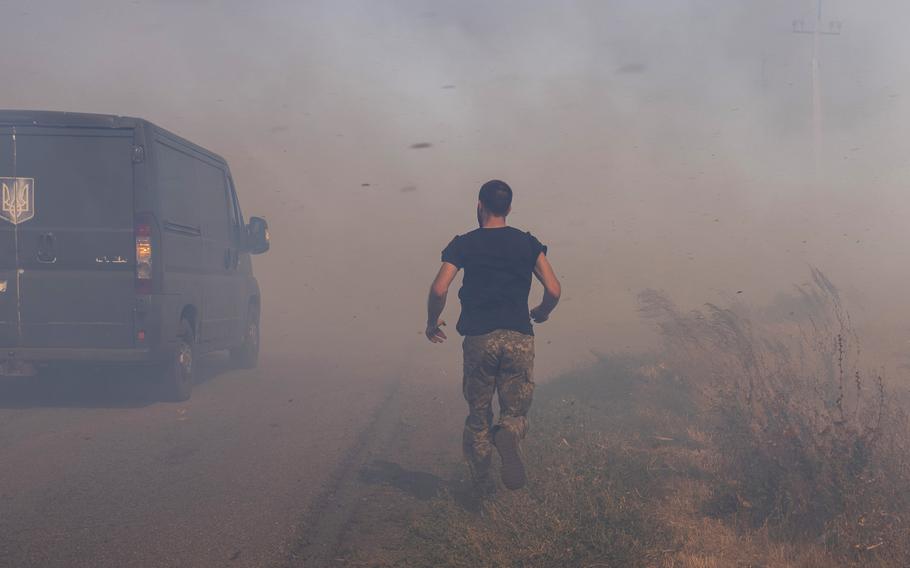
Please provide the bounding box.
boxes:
[0,352,408,568]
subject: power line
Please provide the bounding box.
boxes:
[792,0,842,184]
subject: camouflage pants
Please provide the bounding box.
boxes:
[462,329,535,482]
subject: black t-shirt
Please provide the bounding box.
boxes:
[441,226,547,337]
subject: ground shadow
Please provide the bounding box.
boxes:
[0,353,235,409]
[359,460,480,511]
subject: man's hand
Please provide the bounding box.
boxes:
[530,306,549,324]
[426,320,448,343]
[531,253,560,324]
[426,263,458,345]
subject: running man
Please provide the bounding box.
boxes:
[425,179,561,494]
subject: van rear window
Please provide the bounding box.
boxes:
[14,131,133,229]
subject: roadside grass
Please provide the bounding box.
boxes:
[401,360,679,568]
[381,357,853,568]
[349,271,909,567]
[640,269,910,566]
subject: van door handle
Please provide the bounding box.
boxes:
[37,233,56,263]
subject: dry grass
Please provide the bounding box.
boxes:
[350,270,909,567]
[640,268,910,565]
[403,374,677,568]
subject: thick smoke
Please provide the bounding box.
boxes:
[2,0,908,377]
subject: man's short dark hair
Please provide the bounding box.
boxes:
[479,180,513,216]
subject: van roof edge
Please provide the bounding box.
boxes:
[0,110,139,128]
[0,110,227,165]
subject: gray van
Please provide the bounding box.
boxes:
[0,110,270,401]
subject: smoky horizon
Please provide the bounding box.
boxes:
[2,0,908,376]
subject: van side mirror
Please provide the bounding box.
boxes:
[245,217,270,254]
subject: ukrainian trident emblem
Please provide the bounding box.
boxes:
[0,178,35,225]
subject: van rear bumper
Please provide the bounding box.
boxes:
[0,348,153,363]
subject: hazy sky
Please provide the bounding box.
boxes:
[2,0,909,377]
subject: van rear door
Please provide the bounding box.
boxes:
[1,127,136,349]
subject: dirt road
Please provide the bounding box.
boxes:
[0,353,462,568]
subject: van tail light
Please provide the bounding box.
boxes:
[135,219,153,294]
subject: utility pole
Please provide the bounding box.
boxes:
[793,0,841,184]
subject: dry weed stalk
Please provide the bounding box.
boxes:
[639,269,908,563]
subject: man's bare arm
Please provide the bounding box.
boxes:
[426,262,459,343]
[530,253,561,323]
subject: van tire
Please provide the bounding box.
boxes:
[161,319,195,402]
[231,306,260,369]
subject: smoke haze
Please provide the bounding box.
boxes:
[3,0,909,378]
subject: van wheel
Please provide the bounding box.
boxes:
[231,307,260,370]
[162,320,195,402]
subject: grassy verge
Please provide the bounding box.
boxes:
[384,357,861,567]
[348,272,909,567]
[640,269,910,565]
[402,358,678,568]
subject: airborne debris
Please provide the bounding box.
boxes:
[410,142,433,149]
[400,185,417,193]
[616,63,647,74]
